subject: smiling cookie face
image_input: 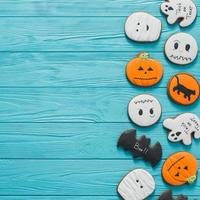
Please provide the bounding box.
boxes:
[128,94,162,127]
[165,33,198,65]
[162,152,198,186]
[126,52,163,87]
[125,12,162,42]
[118,169,155,200]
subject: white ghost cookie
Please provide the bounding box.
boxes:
[161,0,197,27]
[128,94,162,127]
[163,113,200,145]
[125,12,162,42]
[165,33,198,65]
[118,169,155,200]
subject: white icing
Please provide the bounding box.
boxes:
[161,0,197,27]
[165,32,198,65]
[125,12,162,42]
[118,169,155,200]
[128,94,162,127]
[163,113,200,145]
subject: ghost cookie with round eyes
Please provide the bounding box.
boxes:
[117,169,155,200]
[162,152,198,186]
[165,33,198,65]
[163,113,200,145]
[161,0,197,27]
[125,12,162,42]
[126,52,164,87]
[128,94,162,127]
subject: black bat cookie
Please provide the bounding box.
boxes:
[158,190,188,200]
[117,129,162,167]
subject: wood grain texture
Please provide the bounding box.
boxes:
[0,122,199,159]
[0,17,199,52]
[0,52,199,87]
[0,0,200,199]
[0,0,199,17]
[0,160,199,196]
[0,88,199,122]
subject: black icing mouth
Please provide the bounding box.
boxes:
[133,77,157,80]
[146,25,149,31]
[170,54,192,61]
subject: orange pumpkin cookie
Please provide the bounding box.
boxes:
[126,52,163,87]
[168,73,199,105]
[162,152,198,186]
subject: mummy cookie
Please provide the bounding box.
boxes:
[117,169,155,200]
[126,52,163,87]
[163,113,200,145]
[161,0,197,27]
[167,73,200,105]
[125,12,162,42]
[128,94,162,127]
[118,129,162,167]
[162,152,198,186]
[158,190,188,200]
[165,33,198,65]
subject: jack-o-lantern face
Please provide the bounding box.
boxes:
[162,152,198,186]
[126,52,163,87]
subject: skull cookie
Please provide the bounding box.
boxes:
[125,12,162,42]
[163,113,200,145]
[161,0,197,27]
[128,94,162,127]
[117,169,155,200]
[165,33,198,65]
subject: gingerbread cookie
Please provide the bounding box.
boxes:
[163,113,200,145]
[158,190,188,200]
[161,0,197,27]
[118,169,155,200]
[165,33,198,65]
[128,94,162,127]
[167,73,199,105]
[117,129,162,167]
[126,52,163,87]
[125,12,162,42]
[162,152,198,186]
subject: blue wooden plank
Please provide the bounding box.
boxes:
[0,52,199,87]
[0,0,199,17]
[0,159,199,196]
[0,17,199,52]
[0,88,199,122]
[0,122,200,159]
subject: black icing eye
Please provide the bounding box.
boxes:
[176,132,181,136]
[140,186,143,189]
[138,66,144,71]
[138,109,143,116]
[185,44,190,51]
[165,9,168,12]
[165,5,168,7]
[171,133,175,137]
[150,108,154,115]
[136,29,139,32]
[174,42,179,50]
[137,22,140,25]
[147,67,153,71]
[136,179,139,183]
[184,166,188,170]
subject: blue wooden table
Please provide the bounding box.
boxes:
[0,0,200,199]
